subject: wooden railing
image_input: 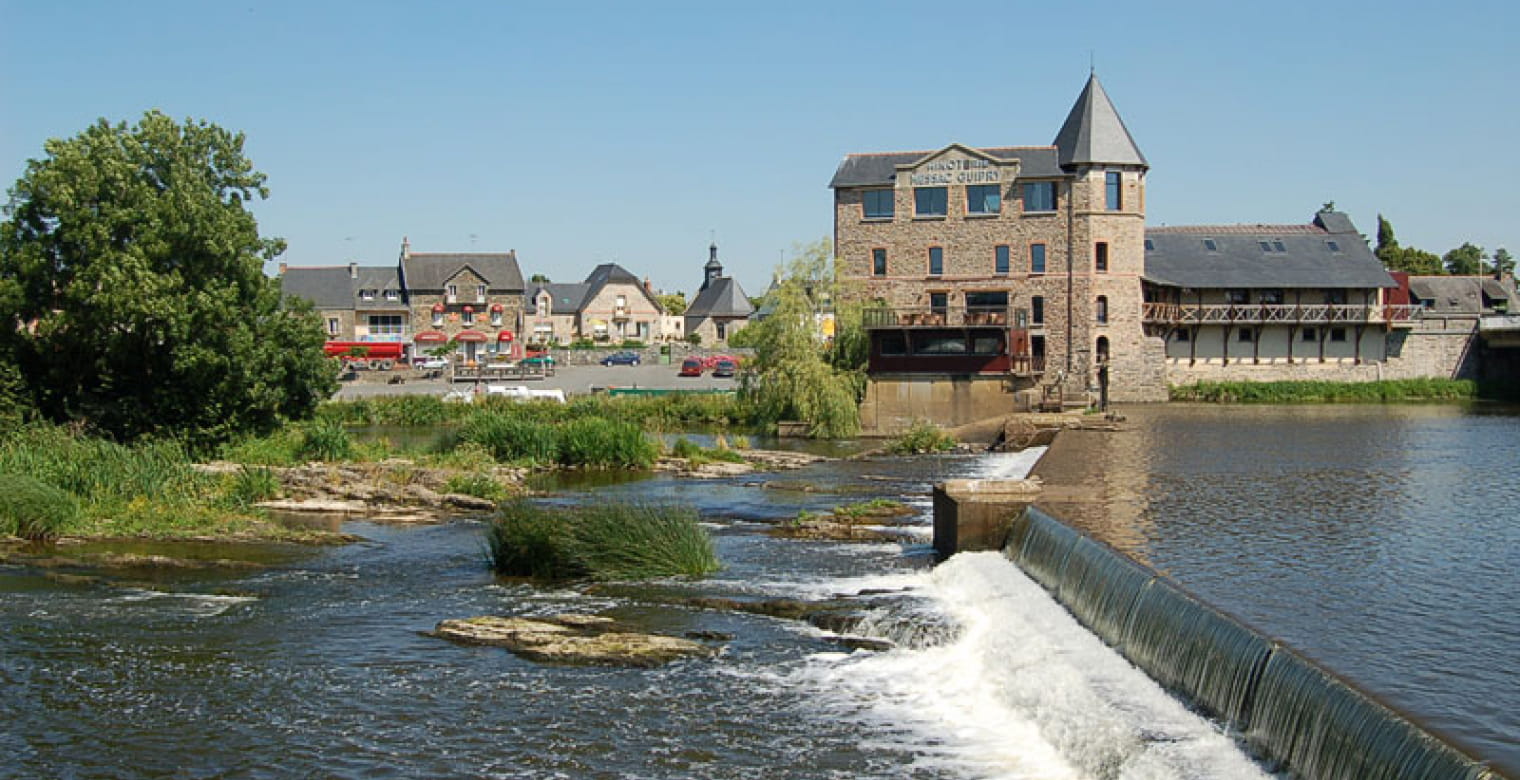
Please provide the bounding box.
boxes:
[1142,303,1425,325]
[862,306,1013,328]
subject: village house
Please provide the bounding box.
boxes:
[280,238,525,365]
[523,263,667,345]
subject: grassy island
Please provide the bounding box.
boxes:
[1168,378,1493,404]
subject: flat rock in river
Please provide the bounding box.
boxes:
[431,614,717,667]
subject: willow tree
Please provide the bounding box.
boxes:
[739,239,863,438]
[0,111,335,448]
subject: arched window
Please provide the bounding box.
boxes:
[1096,336,1111,364]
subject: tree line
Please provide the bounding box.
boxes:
[1375,215,1513,277]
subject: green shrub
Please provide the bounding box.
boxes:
[456,413,560,464]
[887,420,957,454]
[225,466,280,507]
[485,500,580,579]
[220,430,303,466]
[670,437,703,460]
[443,472,508,502]
[484,500,718,581]
[557,418,658,469]
[0,472,80,540]
[1169,379,1482,403]
[298,419,355,462]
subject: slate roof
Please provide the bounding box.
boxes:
[685,276,753,321]
[584,262,663,311]
[526,283,592,314]
[1407,276,1517,314]
[280,267,355,309]
[829,146,1064,189]
[401,252,524,292]
[352,266,409,311]
[1053,74,1147,169]
[1143,211,1395,289]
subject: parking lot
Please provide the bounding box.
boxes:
[333,361,740,400]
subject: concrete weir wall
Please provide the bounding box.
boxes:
[932,486,1498,780]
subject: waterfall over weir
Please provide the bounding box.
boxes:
[1003,506,1499,780]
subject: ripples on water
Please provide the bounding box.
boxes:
[3,408,1514,777]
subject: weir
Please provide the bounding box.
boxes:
[944,497,1501,779]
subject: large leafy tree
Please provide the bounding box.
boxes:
[1443,242,1486,276]
[1373,214,1444,275]
[1493,247,1514,277]
[739,239,863,438]
[0,111,335,448]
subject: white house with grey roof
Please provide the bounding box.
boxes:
[1141,209,1428,382]
[684,244,753,345]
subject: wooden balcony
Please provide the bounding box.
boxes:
[1142,303,1425,327]
[863,306,1014,329]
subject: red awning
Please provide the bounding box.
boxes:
[497,330,514,342]
[490,303,504,312]
[453,330,488,343]
[413,330,448,344]
[431,302,446,313]
[462,305,474,314]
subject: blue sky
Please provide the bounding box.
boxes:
[3,0,1517,297]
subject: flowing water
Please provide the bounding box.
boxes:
[2,405,1515,778]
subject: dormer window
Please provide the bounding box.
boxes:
[1204,239,1218,252]
[1326,240,1341,252]
[1273,241,1286,252]
[359,289,376,301]
[384,289,399,301]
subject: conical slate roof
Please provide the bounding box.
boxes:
[1053,74,1146,169]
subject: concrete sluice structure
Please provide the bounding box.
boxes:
[935,497,1501,779]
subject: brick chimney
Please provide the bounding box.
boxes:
[348,262,358,279]
[278,262,288,276]
[644,277,653,293]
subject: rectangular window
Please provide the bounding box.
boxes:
[1260,289,1284,305]
[1096,295,1108,324]
[1031,295,1045,325]
[1095,242,1109,273]
[326,318,340,336]
[1303,328,1318,342]
[716,322,727,340]
[1326,240,1341,252]
[914,187,948,217]
[1227,290,1249,305]
[1022,182,1056,212]
[446,284,458,300]
[1144,239,1154,251]
[928,247,943,276]
[915,336,968,355]
[368,315,404,336]
[1325,290,1347,305]
[1259,241,1273,252]
[1239,327,1254,343]
[1174,329,1190,342]
[476,284,487,301]
[966,184,1001,215]
[1330,327,1347,342]
[966,291,1008,319]
[929,292,948,314]
[879,333,908,356]
[1105,171,1122,210]
[995,245,1010,275]
[1204,239,1218,252]
[863,189,894,219]
[1030,243,1047,274]
[872,248,887,277]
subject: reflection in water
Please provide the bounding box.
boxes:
[1039,403,1520,773]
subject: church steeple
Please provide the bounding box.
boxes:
[702,242,723,292]
[1053,74,1147,169]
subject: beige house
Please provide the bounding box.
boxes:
[524,263,667,345]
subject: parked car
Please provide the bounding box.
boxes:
[600,351,641,366]
[678,357,705,376]
[415,357,448,370]
[702,353,737,370]
[711,358,738,378]
[520,354,556,368]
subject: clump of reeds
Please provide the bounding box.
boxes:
[298,419,355,462]
[1169,378,1483,403]
[485,500,719,581]
[0,472,80,540]
[443,472,509,503]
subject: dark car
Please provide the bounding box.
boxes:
[600,351,641,366]
[678,357,705,376]
[711,358,738,378]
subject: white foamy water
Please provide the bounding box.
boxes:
[784,555,1269,779]
[753,446,1267,779]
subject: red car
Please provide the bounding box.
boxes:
[678,357,705,376]
[703,354,737,369]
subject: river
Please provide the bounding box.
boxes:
[1,405,1514,778]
